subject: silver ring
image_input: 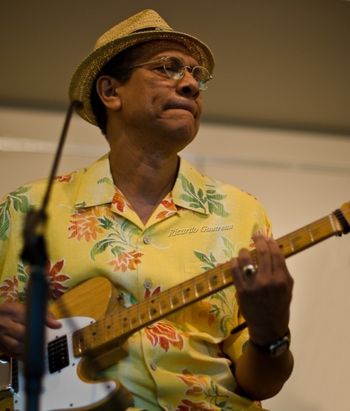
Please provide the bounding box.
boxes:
[242,264,256,277]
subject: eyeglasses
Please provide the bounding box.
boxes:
[129,56,213,91]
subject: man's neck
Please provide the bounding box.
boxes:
[108,145,179,224]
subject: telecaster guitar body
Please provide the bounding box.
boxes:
[14,317,116,411]
[7,276,133,411]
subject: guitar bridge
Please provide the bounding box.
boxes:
[0,355,17,403]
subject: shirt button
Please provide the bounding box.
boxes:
[144,279,153,289]
[150,362,157,371]
[143,235,151,245]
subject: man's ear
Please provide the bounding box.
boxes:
[95,76,121,110]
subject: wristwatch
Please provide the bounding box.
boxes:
[250,331,291,358]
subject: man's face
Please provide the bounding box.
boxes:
[113,45,204,151]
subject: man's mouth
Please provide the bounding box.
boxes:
[165,101,197,117]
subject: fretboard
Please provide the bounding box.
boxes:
[73,210,343,357]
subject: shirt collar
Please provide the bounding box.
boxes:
[74,154,209,215]
[172,157,209,215]
[74,153,116,208]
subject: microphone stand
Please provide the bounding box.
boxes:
[21,101,81,411]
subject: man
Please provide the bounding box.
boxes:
[0,9,293,411]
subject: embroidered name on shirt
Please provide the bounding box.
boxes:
[168,224,233,237]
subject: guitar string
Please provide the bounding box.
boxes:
[75,214,340,350]
[74,213,340,353]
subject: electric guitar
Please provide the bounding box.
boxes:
[1,202,349,411]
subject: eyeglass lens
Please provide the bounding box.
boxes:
[163,57,210,90]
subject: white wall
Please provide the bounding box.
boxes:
[1,107,350,411]
[187,125,350,411]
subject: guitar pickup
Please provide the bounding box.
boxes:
[48,335,70,373]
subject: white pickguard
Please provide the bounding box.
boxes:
[13,316,116,411]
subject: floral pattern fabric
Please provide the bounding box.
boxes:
[0,154,272,411]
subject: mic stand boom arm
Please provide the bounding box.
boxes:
[20,101,81,411]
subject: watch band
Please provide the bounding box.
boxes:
[249,330,291,358]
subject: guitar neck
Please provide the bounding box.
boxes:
[271,213,341,259]
[73,210,343,357]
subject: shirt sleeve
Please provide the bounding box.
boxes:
[0,186,31,304]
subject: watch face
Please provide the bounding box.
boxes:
[270,336,290,357]
[250,332,291,357]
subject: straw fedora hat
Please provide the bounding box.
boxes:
[69,9,215,126]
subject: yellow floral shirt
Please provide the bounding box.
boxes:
[0,154,272,411]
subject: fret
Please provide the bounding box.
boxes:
[157,298,165,315]
[170,294,180,308]
[104,321,113,340]
[169,295,175,310]
[210,274,219,288]
[195,281,205,296]
[306,223,322,243]
[129,311,138,328]
[328,213,337,233]
[74,332,86,355]
[75,325,97,354]
[138,308,147,324]
[194,283,199,298]
[290,232,308,251]
[182,286,192,303]
[288,237,295,252]
[156,300,162,316]
[308,227,315,243]
[278,237,289,254]
[148,300,158,319]
[121,315,130,333]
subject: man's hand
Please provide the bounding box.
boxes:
[230,233,294,400]
[231,233,293,346]
[0,301,61,360]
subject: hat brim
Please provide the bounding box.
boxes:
[69,29,215,126]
